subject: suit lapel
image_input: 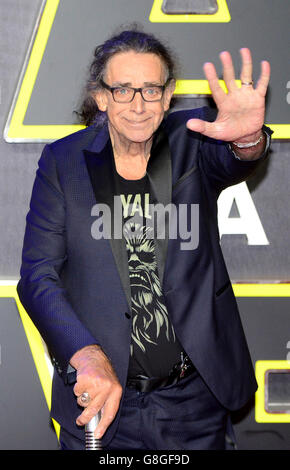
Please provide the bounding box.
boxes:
[147,126,172,285]
[83,122,172,308]
[84,127,132,310]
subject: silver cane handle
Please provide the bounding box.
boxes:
[85,412,102,450]
[80,392,102,450]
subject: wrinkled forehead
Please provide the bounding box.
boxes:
[104,51,168,85]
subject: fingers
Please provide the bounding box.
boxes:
[219,51,237,92]
[187,48,269,142]
[256,60,271,97]
[186,118,216,138]
[72,346,123,438]
[73,380,88,398]
[76,397,103,425]
[203,48,269,101]
[239,48,270,95]
[76,383,122,439]
[203,62,226,106]
[203,49,249,101]
[94,387,122,438]
[186,118,207,134]
[240,47,253,85]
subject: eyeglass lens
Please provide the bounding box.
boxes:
[113,86,163,102]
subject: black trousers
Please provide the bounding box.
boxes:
[59,369,236,450]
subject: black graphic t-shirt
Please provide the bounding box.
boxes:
[113,168,184,379]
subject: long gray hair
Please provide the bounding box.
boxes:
[76,28,176,127]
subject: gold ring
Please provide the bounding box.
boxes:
[241,80,254,86]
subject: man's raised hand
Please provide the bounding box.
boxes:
[186,48,270,144]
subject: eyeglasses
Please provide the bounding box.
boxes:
[100,78,171,103]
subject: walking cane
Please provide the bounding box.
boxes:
[80,392,102,450]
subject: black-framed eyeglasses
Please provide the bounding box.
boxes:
[100,78,171,103]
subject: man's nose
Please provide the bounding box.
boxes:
[130,90,145,113]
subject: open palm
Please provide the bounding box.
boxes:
[186,48,270,143]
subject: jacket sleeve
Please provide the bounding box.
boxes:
[17,144,98,383]
[197,106,273,193]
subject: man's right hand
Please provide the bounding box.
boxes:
[70,344,123,439]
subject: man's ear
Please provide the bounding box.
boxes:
[94,89,108,112]
[163,79,176,112]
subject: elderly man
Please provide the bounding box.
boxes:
[17,29,271,450]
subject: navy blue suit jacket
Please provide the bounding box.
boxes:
[17,107,271,446]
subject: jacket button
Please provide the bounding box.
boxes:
[125,312,131,319]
